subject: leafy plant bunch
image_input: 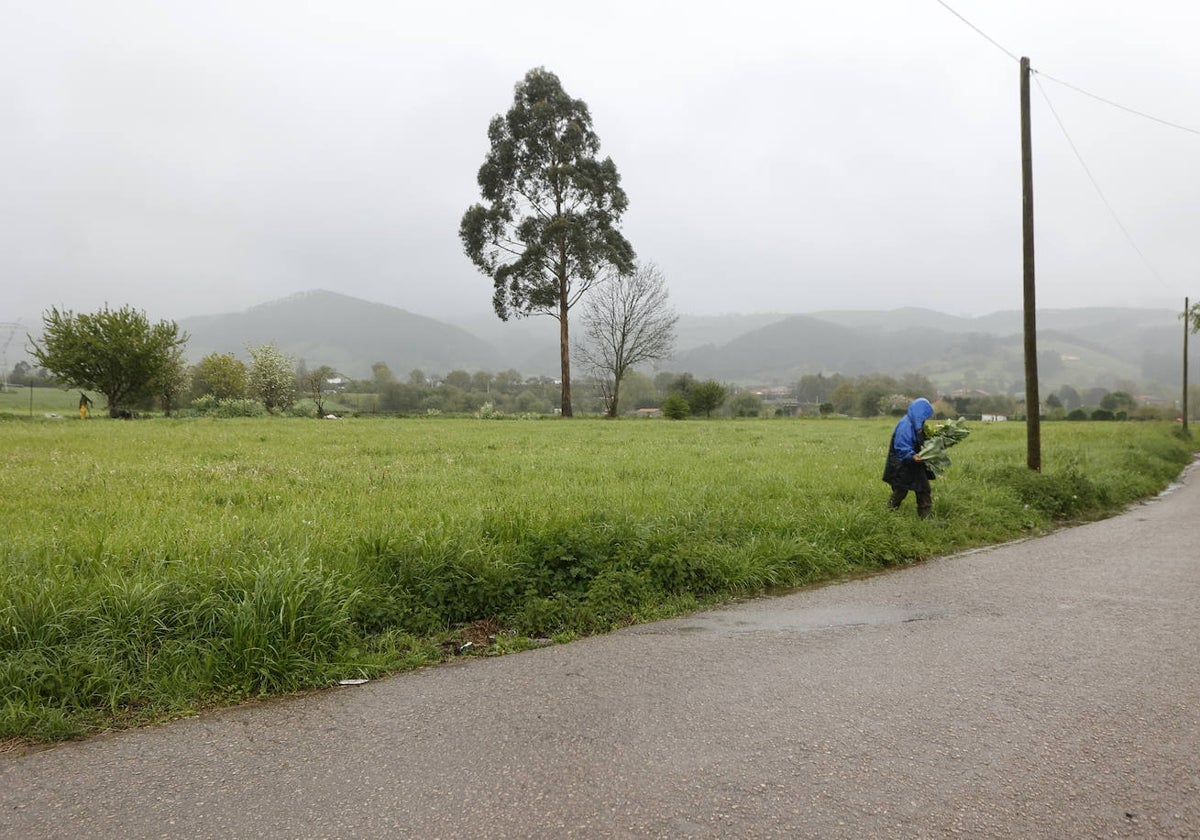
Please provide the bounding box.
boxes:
[919,417,971,476]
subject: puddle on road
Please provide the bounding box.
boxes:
[636,604,949,636]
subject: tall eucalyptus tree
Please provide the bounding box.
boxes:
[460,67,635,416]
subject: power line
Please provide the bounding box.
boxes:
[1033,75,1174,292]
[1034,71,1200,137]
[933,0,1020,63]
[934,1,1200,137]
[935,0,1191,293]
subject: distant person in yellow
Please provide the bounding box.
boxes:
[78,392,93,420]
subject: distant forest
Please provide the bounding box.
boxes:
[11,290,1196,420]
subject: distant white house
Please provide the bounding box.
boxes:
[981,414,1007,422]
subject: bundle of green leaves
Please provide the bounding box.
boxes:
[919,417,971,476]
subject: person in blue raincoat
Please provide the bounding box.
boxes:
[883,397,935,519]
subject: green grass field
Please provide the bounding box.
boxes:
[1,415,1194,743]
[0,386,102,417]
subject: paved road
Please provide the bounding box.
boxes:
[4,467,1199,839]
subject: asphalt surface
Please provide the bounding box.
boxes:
[3,466,1199,839]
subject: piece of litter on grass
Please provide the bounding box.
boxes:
[338,679,369,686]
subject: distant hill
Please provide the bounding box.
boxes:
[448,310,793,378]
[173,291,1185,392]
[667,315,886,382]
[180,290,500,379]
[448,313,563,377]
[667,307,1182,392]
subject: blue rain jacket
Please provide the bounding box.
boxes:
[883,398,934,491]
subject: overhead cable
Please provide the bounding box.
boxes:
[935,1,1200,136]
[1034,75,1174,291]
[1034,71,1200,137]
[933,0,1020,63]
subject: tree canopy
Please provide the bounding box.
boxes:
[1186,301,1200,334]
[192,352,248,401]
[30,305,188,416]
[460,67,636,417]
[247,343,296,412]
[156,345,190,417]
[689,380,728,418]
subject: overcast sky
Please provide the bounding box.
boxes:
[3,0,1198,327]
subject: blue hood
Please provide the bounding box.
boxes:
[906,398,934,429]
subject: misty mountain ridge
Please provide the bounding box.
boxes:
[180,290,496,379]
[175,289,1184,393]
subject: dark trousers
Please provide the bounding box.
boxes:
[888,487,932,519]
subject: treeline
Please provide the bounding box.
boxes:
[794,372,1186,421]
[4,361,58,388]
[186,354,741,419]
[12,350,1189,421]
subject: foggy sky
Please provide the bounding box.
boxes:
[3,0,1198,328]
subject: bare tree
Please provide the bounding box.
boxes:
[576,263,678,418]
[300,364,336,416]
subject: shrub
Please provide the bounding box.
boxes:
[661,394,690,420]
[729,392,764,418]
[217,398,266,417]
[584,568,656,626]
[190,394,217,414]
[191,395,266,417]
[247,343,296,412]
[993,464,1101,518]
[646,548,725,594]
[505,593,573,636]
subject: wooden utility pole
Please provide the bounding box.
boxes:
[1020,57,1041,470]
[1184,296,1190,433]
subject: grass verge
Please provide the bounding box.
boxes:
[1,417,1194,744]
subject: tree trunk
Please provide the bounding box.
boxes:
[559,286,572,418]
[608,371,622,418]
[556,240,573,417]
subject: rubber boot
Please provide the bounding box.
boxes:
[916,492,933,519]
